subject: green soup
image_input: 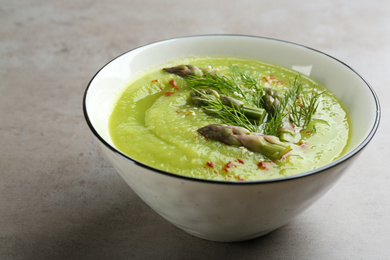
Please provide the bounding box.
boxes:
[109,57,351,181]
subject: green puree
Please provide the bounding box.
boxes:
[109,57,351,181]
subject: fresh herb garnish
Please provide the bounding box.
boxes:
[164,64,322,139]
[261,104,286,136]
[191,88,262,133]
[283,76,324,129]
[201,96,259,133]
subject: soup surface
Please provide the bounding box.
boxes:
[109,57,351,181]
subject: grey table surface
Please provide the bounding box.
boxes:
[1,0,389,259]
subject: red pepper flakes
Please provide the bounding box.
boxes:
[236,158,245,164]
[164,92,175,96]
[298,141,309,149]
[226,161,235,168]
[222,161,235,172]
[151,79,164,90]
[236,176,245,181]
[262,75,284,84]
[298,140,309,149]
[257,161,270,170]
[169,79,179,90]
[206,161,215,168]
[269,75,284,84]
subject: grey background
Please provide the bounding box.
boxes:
[1,0,389,259]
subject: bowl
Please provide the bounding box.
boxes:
[83,35,380,242]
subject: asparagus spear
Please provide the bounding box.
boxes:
[163,65,221,78]
[197,124,249,146]
[263,87,282,115]
[191,88,266,124]
[198,124,291,160]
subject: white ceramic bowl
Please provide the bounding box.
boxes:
[83,35,380,242]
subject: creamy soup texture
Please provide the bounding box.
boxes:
[109,57,351,181]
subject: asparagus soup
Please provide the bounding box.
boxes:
[109,57,351,181]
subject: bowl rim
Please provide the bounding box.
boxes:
[83,34,381,185]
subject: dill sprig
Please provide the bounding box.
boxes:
[290,92,323,128]
[181,66,321,136]
[198,92,259,133]
[284,76,323,129]
[229,65,265,107]
[262,104,286,136]
[187,70,243,97]
[186,65,264,106]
